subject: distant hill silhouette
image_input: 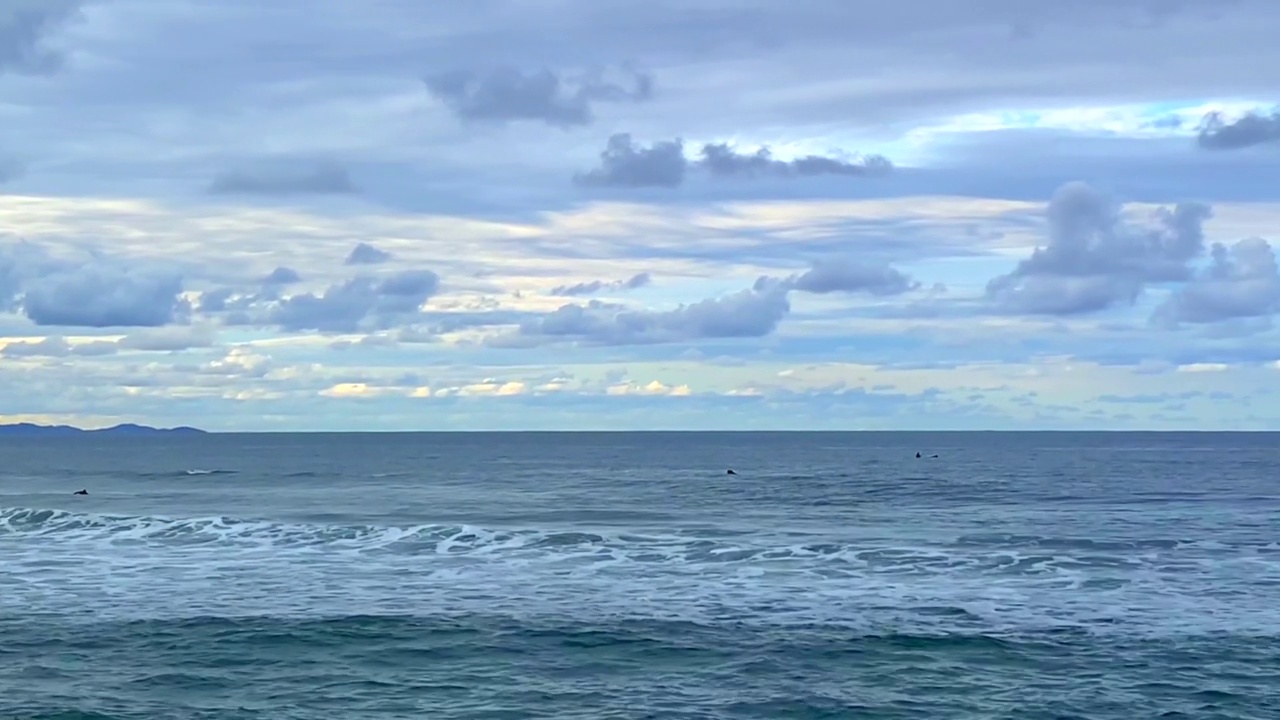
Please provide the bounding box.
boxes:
[0,422,206,437]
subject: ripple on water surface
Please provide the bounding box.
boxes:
[3,432,1280,718]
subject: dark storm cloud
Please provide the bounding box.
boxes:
[208,162,357,196]
[1197,109,1280,150]
[574,134,894,189]
[552,272,651,296]
[985,181,1210,315]
[424,65,653,128]
[344,242,392,266]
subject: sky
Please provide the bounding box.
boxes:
[1,0,1280,431]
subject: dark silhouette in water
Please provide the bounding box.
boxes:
[726,469,737,475]
[73,489,88,495]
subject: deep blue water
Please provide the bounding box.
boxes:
[1,431,1278,719]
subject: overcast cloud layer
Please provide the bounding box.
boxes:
[1,0,1279,430]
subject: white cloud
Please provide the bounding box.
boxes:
[605,379,693,396]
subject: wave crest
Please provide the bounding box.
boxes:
[0,507,981,571]
[0,506,576,554]
[5,506,1274,580]
[0,507,833,564]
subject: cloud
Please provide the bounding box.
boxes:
[0,0,83,75]
[0,325,213,358]
[199,346,271,379]
[574,134,894,188]
[265,270,441,333]
[0,335,116,358]
[552,272,651,297]
[495,261,918,347]
[606,379,692,396]
[196,287,236,314]
[985,181,1210,315]
[117,324,216,352]
[501,284,791,346]
[22,265,188,328]
[319,382,394,399]
[344,242,391,266]
[436,379,531,397]
[699,144,893,179]
[263,266,302,285]
[1,240,217,333]
[783,260,920,296]
[573,134,687,188]
[424,65,653,128]
[208,161,357,196]
[329,333,398,351]
[1197,109,1280,150]
[0,241,66,311]
[7,0,1280,431]
[1153,237,1280,326]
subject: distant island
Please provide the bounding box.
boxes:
[0,422,207,437]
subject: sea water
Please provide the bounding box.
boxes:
[1,431,1278,718]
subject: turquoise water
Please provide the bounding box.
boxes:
[2,432,1278,718]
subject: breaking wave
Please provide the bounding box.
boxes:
[4,505,1278,569]
[0,505,952,566]
[4,505,1280,638]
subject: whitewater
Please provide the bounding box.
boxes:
[2,431,1278,718]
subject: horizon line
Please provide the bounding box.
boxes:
[4,427,1280,435]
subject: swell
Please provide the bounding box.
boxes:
[5,614,1278,690]
[7,714,122,720]
[0,611,1158,654]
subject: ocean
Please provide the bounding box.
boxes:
[1,431,1277,719]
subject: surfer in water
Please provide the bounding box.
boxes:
[73,489,88,495]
